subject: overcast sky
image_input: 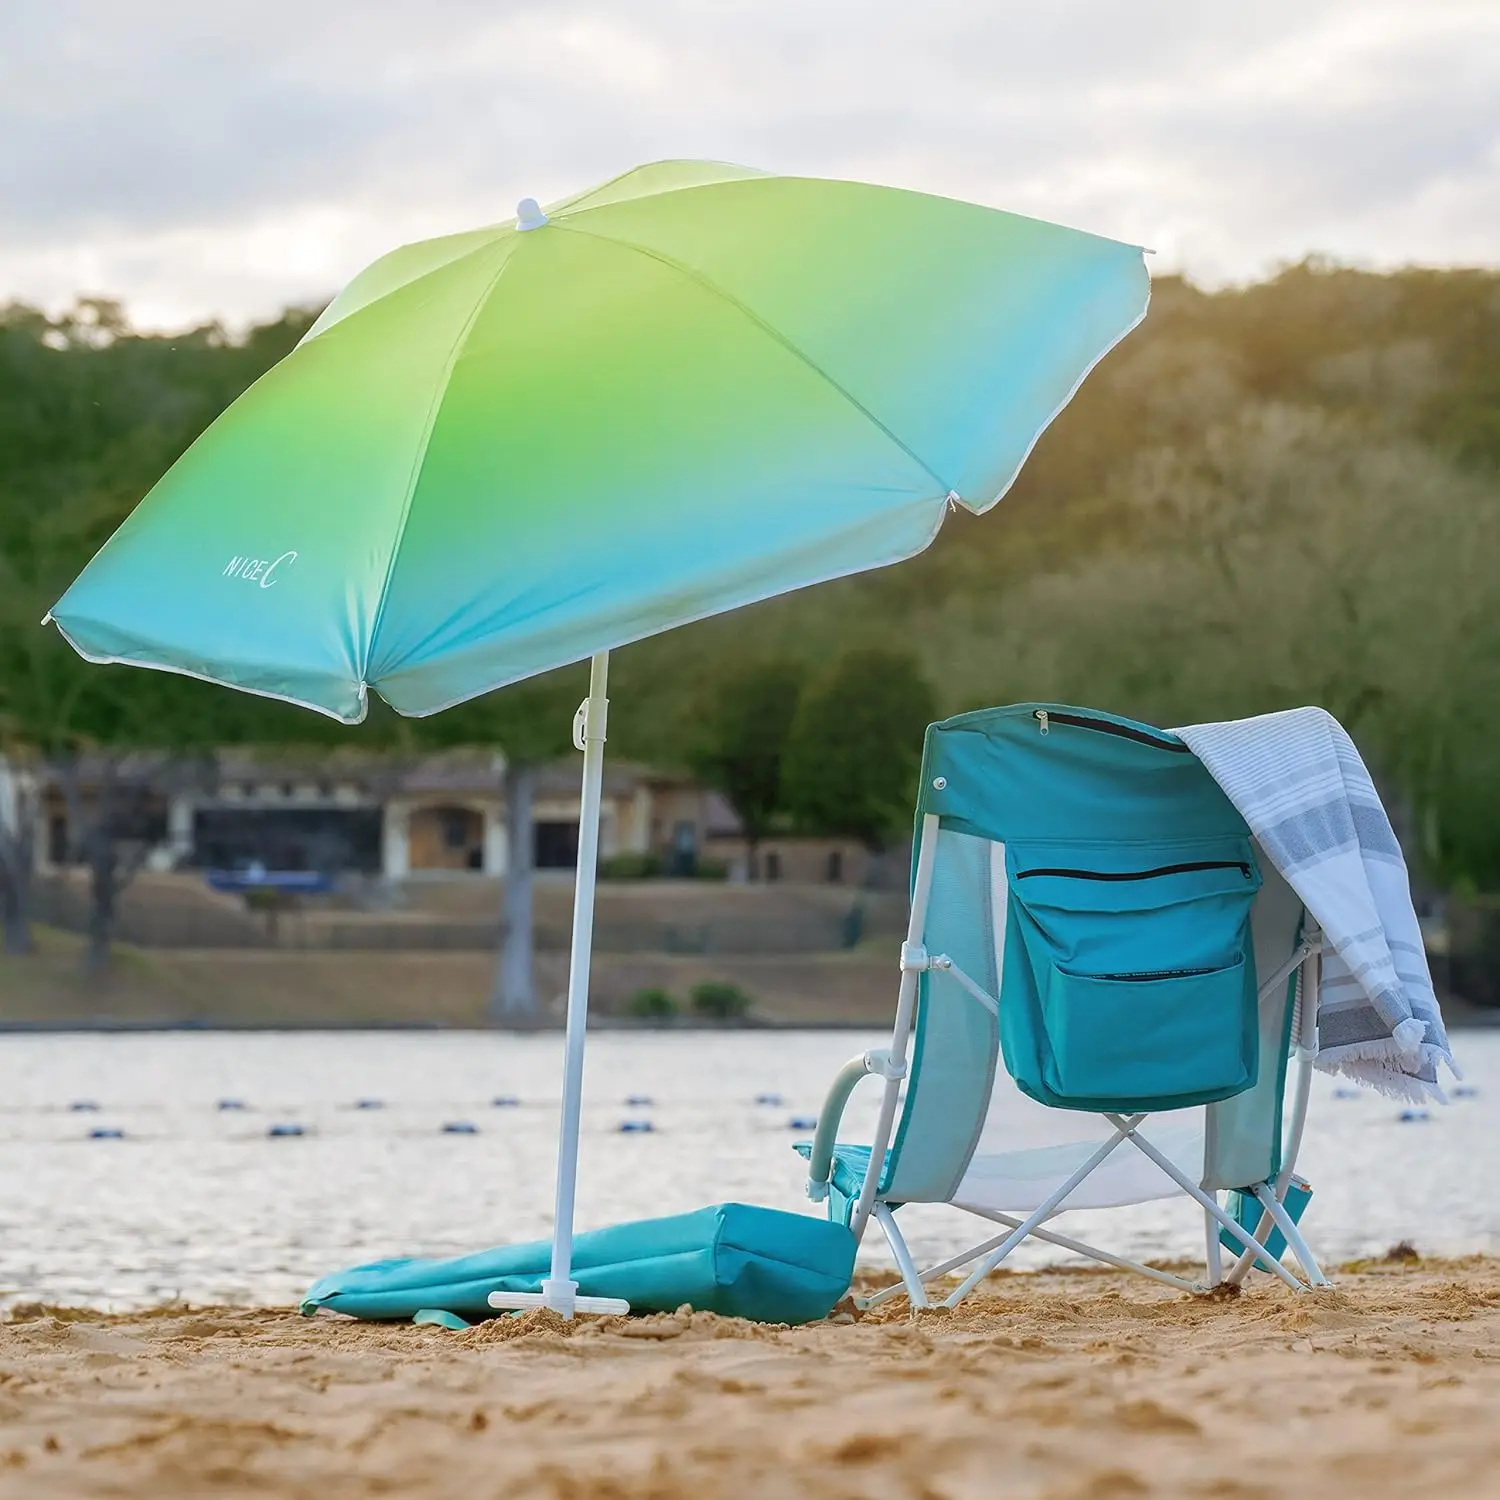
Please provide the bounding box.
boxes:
[3,1,1497,329]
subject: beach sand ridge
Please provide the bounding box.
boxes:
[2,1257,1497,1498]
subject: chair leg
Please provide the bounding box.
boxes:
[1204,1199,1224,1288]
[942,1116,1143,1307]
[1251,1183,1330,1288]
[1223,1202,1277,1288]
[1104,1115,1306,1292]
[872,1202,929,1310]
[966,1208,1204,1293]
[862,1226,1017,1309]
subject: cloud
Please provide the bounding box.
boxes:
[2,0,1497,327]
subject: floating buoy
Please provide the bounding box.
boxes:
[625,1094,654,1108]
[88,1127,125,1140]
[755,1092,785,1107]
[441,1121,479,1135]
[267,1123,306,1138]
[1397,1109,1430,1124]
[353,1099,384,1110]
[618,1119,654,1134]
[217,1098,248,1111]
[1331,1087,1361,1100]
[787,1116,818,1131]
[491,1095,520,1108]
[1453,1085,1479,1099]
[69,1101,101,1112]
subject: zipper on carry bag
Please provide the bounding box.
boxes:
[1015,859,1253,882]
[1097,965,1223,982]
[1033,708,1190,753]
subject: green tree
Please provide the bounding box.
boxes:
[686,658,805,878]
[0,300,330,963]
[781,648,936,850]
[951,407,1500,888]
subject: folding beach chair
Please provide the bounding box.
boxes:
[799,703,1329,1308]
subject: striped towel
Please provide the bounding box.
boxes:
[1174,707,1457,1103]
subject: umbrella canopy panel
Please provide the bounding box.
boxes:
[49,162,1149,724]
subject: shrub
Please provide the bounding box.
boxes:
[689,980,753,1019]
[624,986,679,1018]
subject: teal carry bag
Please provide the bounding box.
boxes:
[1000,837,1263,1111]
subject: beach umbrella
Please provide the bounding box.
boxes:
[46,161,1150,1315]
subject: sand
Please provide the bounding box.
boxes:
[2,1256,1498,1499]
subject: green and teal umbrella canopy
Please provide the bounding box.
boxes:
[48,161,1149,719]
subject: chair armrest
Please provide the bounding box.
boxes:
[805,1049,905,1201]
[805,1055,875,1200]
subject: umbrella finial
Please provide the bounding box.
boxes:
[516,198,549,231]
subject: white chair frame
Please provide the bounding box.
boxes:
[805,814,1331,1310]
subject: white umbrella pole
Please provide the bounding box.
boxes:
[544,648,609,1313]
[489,650,628,1320]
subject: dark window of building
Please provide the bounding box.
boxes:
[827,850,843,883]
[440,809,471,849]
[192,807,383,874]
[48,815,69,866]
[535,820,580,869]
[765,851,781,882]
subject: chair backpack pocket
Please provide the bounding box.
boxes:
[1000,842,1262,1111]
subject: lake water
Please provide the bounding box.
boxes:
[1,1029,1495,1311]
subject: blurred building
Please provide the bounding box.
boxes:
[26,752,869,886]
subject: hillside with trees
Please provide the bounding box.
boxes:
[2,261,1497,947]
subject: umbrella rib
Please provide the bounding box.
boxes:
[361,237,522,690]
[554,223,955,497]
[544,159,769,219]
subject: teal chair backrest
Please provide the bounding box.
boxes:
[885,703,1274,1204]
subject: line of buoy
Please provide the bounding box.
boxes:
[267,1123,306,1138]
[69,1101,101,1112]
[441,1121,479,1135]
[88,1127,125,1140]
[1331,1087,1361,1100]
[618,1119,654,1134]
[217,1099,248,1111]
[353,1099,385,1110]
[1453,1085,1479,1099]
[787,1116,818,1131]
[625,1094,654,1108]
[755,1092,785,1107]
[491,1095,520,1108]
[1397,1109,1431,1124]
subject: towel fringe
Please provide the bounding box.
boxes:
[1315,1044,1448,1106]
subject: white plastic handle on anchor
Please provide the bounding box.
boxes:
[487,1290,631,1317]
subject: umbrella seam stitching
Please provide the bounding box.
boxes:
[546,160,771,220]
[554,222,954,495]
[362,239,521,688]
[298,233,511,347]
